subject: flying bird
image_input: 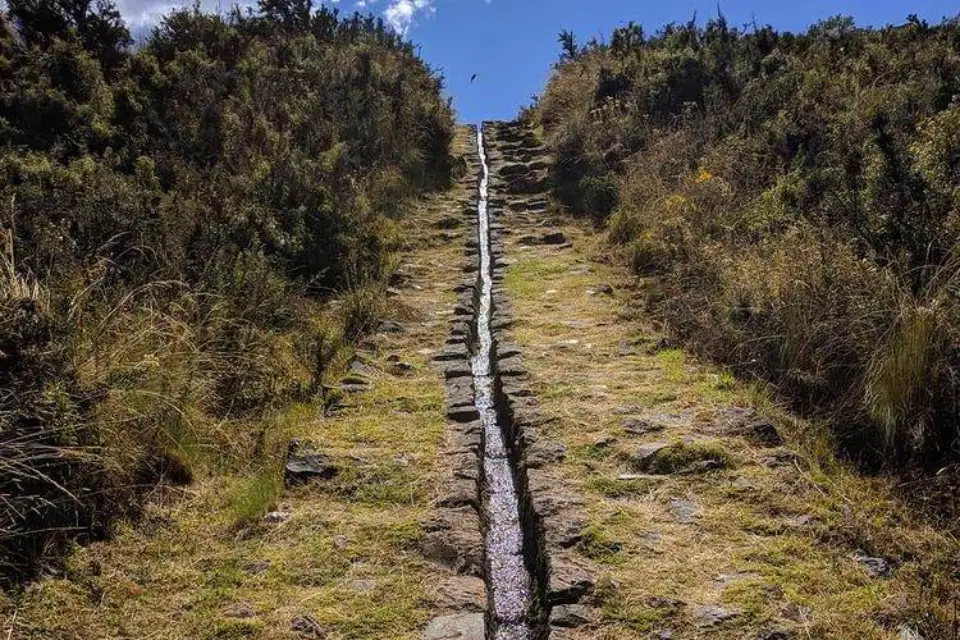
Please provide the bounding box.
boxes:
[470,74,478,83]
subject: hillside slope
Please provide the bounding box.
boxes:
[0,0,453,583]
[535,16,960,475]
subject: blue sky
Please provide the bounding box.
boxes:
[377,0,960,123]
[111,0,960,121]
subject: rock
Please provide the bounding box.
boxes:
[669,498,699,523]
[433,576,486,612]
[284,440,339,487]
[736,418,784,447]
[646,596,684,609]
[541,230,568,245]
[593,435,618,449]
[348,360,377,377]
[378,320,406,334]
[341,376,372,393]
[694,604,738,628]
[655,631,675,640]
[527,441,567,468]
[389,271,412,287]
[435,344,471,362]
[421,511,484,575]
[443,361,473,380]
[291,614,325,637]
[222,602,256,618]
[548,556,596,605]
[422,613,484,640]
[623,418,665,436]
[435,216,462,230]
[760,450,804,468]
[596,283,615,295]
[389,361,415,376]
[264,511,291,524]
[853,551,893,578]
[634,442,671,464]
[550,604,593,628]
[448,404,481,423]
[898,624,924,640]
[243,560,271,575]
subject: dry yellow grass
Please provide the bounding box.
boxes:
[502,211,959,639]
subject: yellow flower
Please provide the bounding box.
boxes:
[695,167,714,184]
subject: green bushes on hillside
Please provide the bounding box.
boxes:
[0,0,453,582]
[536,15,960,470]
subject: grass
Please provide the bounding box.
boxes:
[229,470,283,527]
[502,209,960,639]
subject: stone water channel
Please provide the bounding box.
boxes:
[473,129,535,640]
[425,122,594,640]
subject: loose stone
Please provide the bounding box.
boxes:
[422,613,485,640]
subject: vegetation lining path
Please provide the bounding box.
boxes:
[2,127,479,640]
[496,123,959,639]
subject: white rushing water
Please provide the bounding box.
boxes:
[473,128,533,640]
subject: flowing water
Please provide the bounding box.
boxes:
[472,128,534,640]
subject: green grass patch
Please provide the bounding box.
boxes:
[228,470,282,526]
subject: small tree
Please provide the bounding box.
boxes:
[557,29,578,63]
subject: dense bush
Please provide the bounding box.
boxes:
[535,15,960,471]
[0,0,453,582]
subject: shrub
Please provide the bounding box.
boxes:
[0,0,453,582]
[536,15,960,471]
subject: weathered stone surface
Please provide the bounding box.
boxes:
[263,510,290,524]
[377,320,406,334]
[761,450,805,468]
[541,230,568,245]
[497,356,526,377]
[623,418,666,436]
[448,404,481,423]
[693,604,739,628]
[443,361,473,380]
[422,510,483,575]
[853,551,893,578]
[526,440,567,468]
[550,604,594,628]
[284,440,339,486]
[432,576,486,612]
[543,514,589,548]
[222,602,256,619]
[389,361,416,376]
[435,216,462,229]
[291,614,325,637]
[898,625,924,640]
[436,478,479,509]
[669,498,699,523]
[422,613,485,640]
[435,344,471,362]
[548,554,596,605]
[720,408,784,446]
[633,442,671,466]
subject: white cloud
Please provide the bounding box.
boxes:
[383,0,434,34]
